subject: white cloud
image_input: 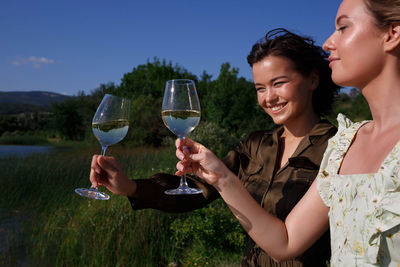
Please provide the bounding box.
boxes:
[12,56,55,68]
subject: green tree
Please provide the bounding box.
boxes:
[118,58,197,99]
[203,63,274,139]
[128,94,169,147]
[328,88,371,125]
[50,83,120,141]
[117,58,198,146]
[196,70,213,120]
[51,99,86,140]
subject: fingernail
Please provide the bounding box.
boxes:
[178,154,184,160]
[178,165,183,171]
[183,146,190,155]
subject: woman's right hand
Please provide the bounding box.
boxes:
[175,138,234,188]
[89,155,136,197]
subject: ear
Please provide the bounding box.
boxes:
[310,70,320,91]
[384,23,400,52]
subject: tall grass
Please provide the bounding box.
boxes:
[0,145,244,266]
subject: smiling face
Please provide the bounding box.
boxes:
[252,55,317,127]
[322,0,386,88]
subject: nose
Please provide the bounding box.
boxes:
[322,32,335,52]
[259,87,278,105]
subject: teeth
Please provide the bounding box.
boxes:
[270,104,285,111]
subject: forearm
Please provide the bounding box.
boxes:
[217,173,329,261]
[175,137,329,259]
[215,172,297,261]
[128,173,218,213]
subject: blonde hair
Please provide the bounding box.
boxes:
[364,0,400,29]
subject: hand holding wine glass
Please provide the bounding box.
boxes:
[175,137,234,187]
[75,94,130,200]
[162,79,202,195]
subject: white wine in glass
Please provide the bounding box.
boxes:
[75,94,130,200]
[162,79,202,195]
[161,110,200,138]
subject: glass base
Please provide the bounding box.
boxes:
[75,187,110,200]
[165,186,203,195]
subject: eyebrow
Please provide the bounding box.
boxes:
[254,75,289,86]
[271,75,289,82]
[335,14,349,25]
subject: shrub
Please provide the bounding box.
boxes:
[189,121,240,158]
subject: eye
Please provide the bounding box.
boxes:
[256,87,265,92]
[273,81,285,87]
[336,25,348,32]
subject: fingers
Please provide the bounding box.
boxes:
[90,155,101,187]
[96,156,121,179]
[176,147,186,161]
[176,138,200,153]
[187,150,206,162]
[176,144,208,162]
[91,155,101,174]
[175,138,219,179]
[176,138,205,160]
[175,139,191,161]
[176,160,198,176]
[89,155,123,188]
[175,138,209,175]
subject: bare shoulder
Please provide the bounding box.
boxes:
[340,121,400,174]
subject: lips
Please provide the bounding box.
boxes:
[268,103,287,113]
[328,56,340,67]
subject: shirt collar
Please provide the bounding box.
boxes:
[267,119,335,144]
[266,119,335,163]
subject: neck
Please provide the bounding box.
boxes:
[359,59,400,130]
[282,112,320,140]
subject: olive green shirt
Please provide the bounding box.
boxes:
[128,120,337,267]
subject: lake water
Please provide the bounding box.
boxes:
[0,145,54,157]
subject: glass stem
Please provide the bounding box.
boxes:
[101,146,108,156]
[179,137,189,188]
[90,146,107,190]
[179,175,189,188]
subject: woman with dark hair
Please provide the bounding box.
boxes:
[174,0,400,265]
[248,28,336,118]
[90,28,340,266]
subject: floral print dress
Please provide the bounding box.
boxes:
[317,114,400,266]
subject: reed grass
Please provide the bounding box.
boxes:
[0,144,243,266]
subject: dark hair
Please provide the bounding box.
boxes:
[247,28,340,116]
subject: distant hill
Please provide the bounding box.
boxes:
[0,91,72,115]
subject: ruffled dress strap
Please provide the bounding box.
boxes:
[317,113,356,207]
[316,149,335,207]
[336,113,354,132]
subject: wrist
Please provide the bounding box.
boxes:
[214,170,237,192]
[124,179,137,197]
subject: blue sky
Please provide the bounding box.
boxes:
[0,0,341,96]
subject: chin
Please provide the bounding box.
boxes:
[271,117,287,126]
[334,80,353,87]
[332,73,354,87]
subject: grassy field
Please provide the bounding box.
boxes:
[0,144,244,266]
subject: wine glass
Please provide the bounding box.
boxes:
[162,79,202,195]
[75,94,130,200]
